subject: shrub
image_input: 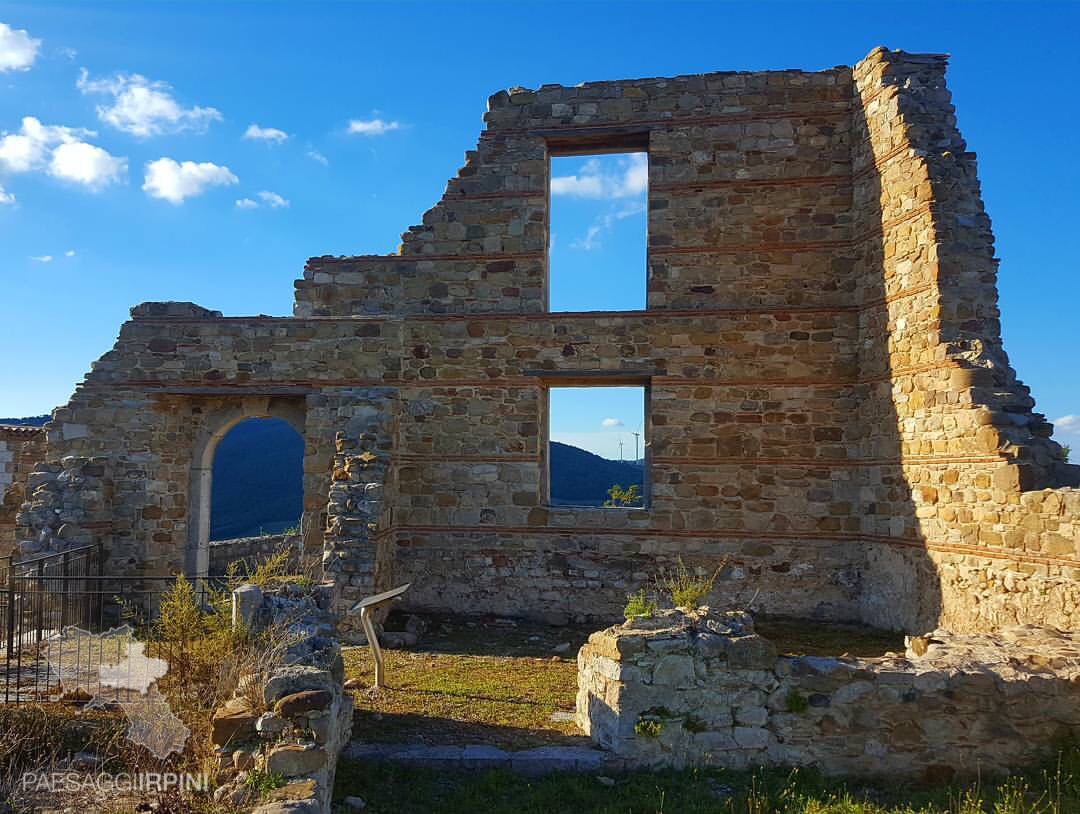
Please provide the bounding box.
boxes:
[244,768,287,796]
[623,589,658,620]
[634,718,662,738]
[222,545,298,594]
[149,551,311,776]
[654,556,722,610]
[604,483,643,508]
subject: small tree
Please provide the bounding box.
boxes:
[605,483,642,507]
[1063,444,1072,462]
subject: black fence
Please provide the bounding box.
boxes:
[1,545,222,704]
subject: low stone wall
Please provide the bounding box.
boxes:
[210,582,352,813]
[209,533,300,576]
[0,425,47,556]
[577,609,1080,778]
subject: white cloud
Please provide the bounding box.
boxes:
[235,190,289,210]
[0,116,125,190]
[0,23,40,73]
[77,69,222,137]
[48,141,126,189]
[0,184,13,205]
[27,250,75,261]
[243,123,288,143]
[257,190,288,208]
[142,157,237,204]
[571,200,646,251]
[306,149,328,166]
[0,117,91,173]
[551,153,647,199]
[601,417,624,428]
[1054,415,1080,439]
[347,117,401,136]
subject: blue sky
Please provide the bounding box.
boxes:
[1,1,1077,457]
[551,386,645,460]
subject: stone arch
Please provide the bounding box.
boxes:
[186,397,306,576]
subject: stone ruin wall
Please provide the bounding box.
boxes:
[212,582,352,813]
[11,46,1077,633]
[577,610,1080,777]
[0,424,47,556]
[208,531,302,577]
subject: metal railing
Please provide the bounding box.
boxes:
[1,545,222,704]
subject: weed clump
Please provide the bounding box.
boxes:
[634,718,662,738]
[605,483,643,508]
[244,767,287,796]
[623,589,658,620]
[654,556,722,610]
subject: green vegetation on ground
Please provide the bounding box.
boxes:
[335,748,1080,814]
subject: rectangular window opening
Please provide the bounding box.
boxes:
[547,385,647,508]
[548,151,647,312]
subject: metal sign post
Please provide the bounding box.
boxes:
[348,583,411,689]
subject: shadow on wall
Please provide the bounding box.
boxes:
[850,68,942,633]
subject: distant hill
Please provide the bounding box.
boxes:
[549,441,644,506]
[8,415,644,538]
[210,418,304,540]
[0,416,49,426]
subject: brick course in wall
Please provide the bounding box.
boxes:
[13,47,1077,632]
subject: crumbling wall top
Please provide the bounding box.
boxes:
[130,301,224,320]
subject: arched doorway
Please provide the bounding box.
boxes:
[210,418,303,541]
[186,398,306,576]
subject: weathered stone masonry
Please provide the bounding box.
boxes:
[14,47,1077,632]
[1,424,46,556]
[577,610,1080,775]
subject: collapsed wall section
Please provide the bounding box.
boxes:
[296,68,854,318]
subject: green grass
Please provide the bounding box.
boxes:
[344,613,593,749]
[344,647,583,749]
[334,749,1080,814]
